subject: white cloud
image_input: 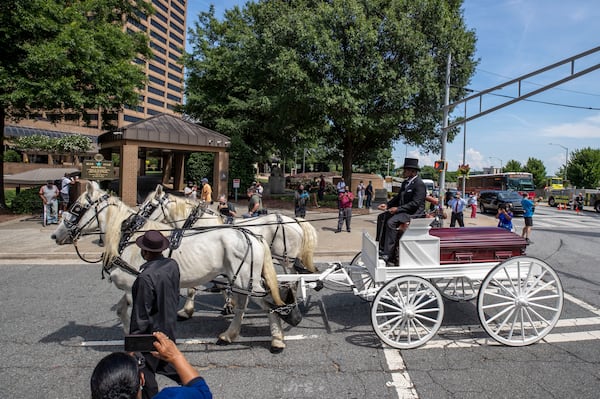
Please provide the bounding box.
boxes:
[542,113,600,138]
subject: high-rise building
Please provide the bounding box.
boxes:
[5,0,187,138]
[121,0,187,126]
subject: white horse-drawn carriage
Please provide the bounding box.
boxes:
[52,182,563,351]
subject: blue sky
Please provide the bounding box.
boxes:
[186,0,600,175]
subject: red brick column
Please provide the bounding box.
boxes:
[120,143,139,206]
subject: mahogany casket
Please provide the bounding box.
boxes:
[429,227,527,264]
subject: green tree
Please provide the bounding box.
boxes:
[567,147,600,188]
[184,0,477,187]
[504,160,522,172]
[186,152,214,185]
[0,0,153,208]
[523,157,546,189]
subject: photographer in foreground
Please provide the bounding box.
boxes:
[91,331,212,399]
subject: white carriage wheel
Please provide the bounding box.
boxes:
[348,251,381,302]
[434,276,480,301]
[477,256,563,346]
[371,276,444,349]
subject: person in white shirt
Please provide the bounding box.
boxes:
[448,191,468,227]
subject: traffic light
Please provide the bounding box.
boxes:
[434,160,446,172]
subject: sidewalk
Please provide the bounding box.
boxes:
[0,205,498,264]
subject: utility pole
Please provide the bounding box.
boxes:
[439,52,452,203]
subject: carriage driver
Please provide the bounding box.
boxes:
[130,230,181,399]
[376,158,427,265]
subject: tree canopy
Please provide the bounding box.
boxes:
[567,147,600,189]
[0,0,153,207]
[183,0,477,187]
[523,157,546,189]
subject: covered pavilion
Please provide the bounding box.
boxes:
[98,113,230,206]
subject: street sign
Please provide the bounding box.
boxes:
[233,178,240,188]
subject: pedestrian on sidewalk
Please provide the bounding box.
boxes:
[357,180,365,208]
[574,192,584,214]
[365,180,373,208]
[39,180,59,225]
[467,191,477,218]
[294,184,309,218]
[336,185,354,233]
[448,191,468,227]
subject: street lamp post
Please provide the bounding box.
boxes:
[387,158,393,177]
[549,143,569,182]
[489,157,503,171]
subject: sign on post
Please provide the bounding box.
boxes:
[82,154,114,180]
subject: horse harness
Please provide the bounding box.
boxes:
[65,193,111,242]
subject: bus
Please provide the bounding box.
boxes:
[458,172,536,198]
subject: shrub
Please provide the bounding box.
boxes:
[2,149,21,162]
[10,187,43,214]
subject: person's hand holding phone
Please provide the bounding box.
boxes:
[150,331,181,363]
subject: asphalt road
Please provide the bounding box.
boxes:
[0,206,599,399]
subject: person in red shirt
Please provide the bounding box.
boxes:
[336,185,354,233]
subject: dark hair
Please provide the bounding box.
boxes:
[91,352,140,399]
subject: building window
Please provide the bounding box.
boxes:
[167,73,181,83]
[149,75,165,86]
[150,31,167,44]
[171,3,185,16]
[169,42,182,53]
[148,86,165,97]
[134,57,146,65]
[127,17,147,32]
[153,11,168,24]
[149,64,166,75]
[150,19,167,34]
[170,22,184,35]
[153,54,166,65]
[170,11,184,25]
[151,0,168,13]
[174,0,186,7]
[168,62,182,74]
[169,32,184,45]
[148,97,165,107]
[150,42,166,55]
[135,9,147,20]
[124,115,142,123]
[125,104,144,113]
[168,52,180,62]
[147,108,162,115]
[167,103,177,111]
[167,83,181,92]
[167,93,182,103]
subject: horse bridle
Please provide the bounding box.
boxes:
[64,193,111,241]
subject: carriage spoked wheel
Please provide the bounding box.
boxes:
[371,276,444,349]
[477,256,563,346]
[433,276,480,301]
[348,251,381,302]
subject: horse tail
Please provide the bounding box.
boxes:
[260,238,284,306]
[298,219,318,272]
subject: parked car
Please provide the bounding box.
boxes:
[479,190,524,215]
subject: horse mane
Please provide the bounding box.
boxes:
[103,199,169,265]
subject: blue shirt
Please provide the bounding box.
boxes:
[521,197,535,217]
[155,377,212,398]
[449,197,468,213]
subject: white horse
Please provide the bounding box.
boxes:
[140,185,319,319]
[52,182,290,352]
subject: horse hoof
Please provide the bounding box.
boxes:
[216,338,230,346]
[270,346,284,354]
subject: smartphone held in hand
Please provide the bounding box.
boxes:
[124,334,157,352]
